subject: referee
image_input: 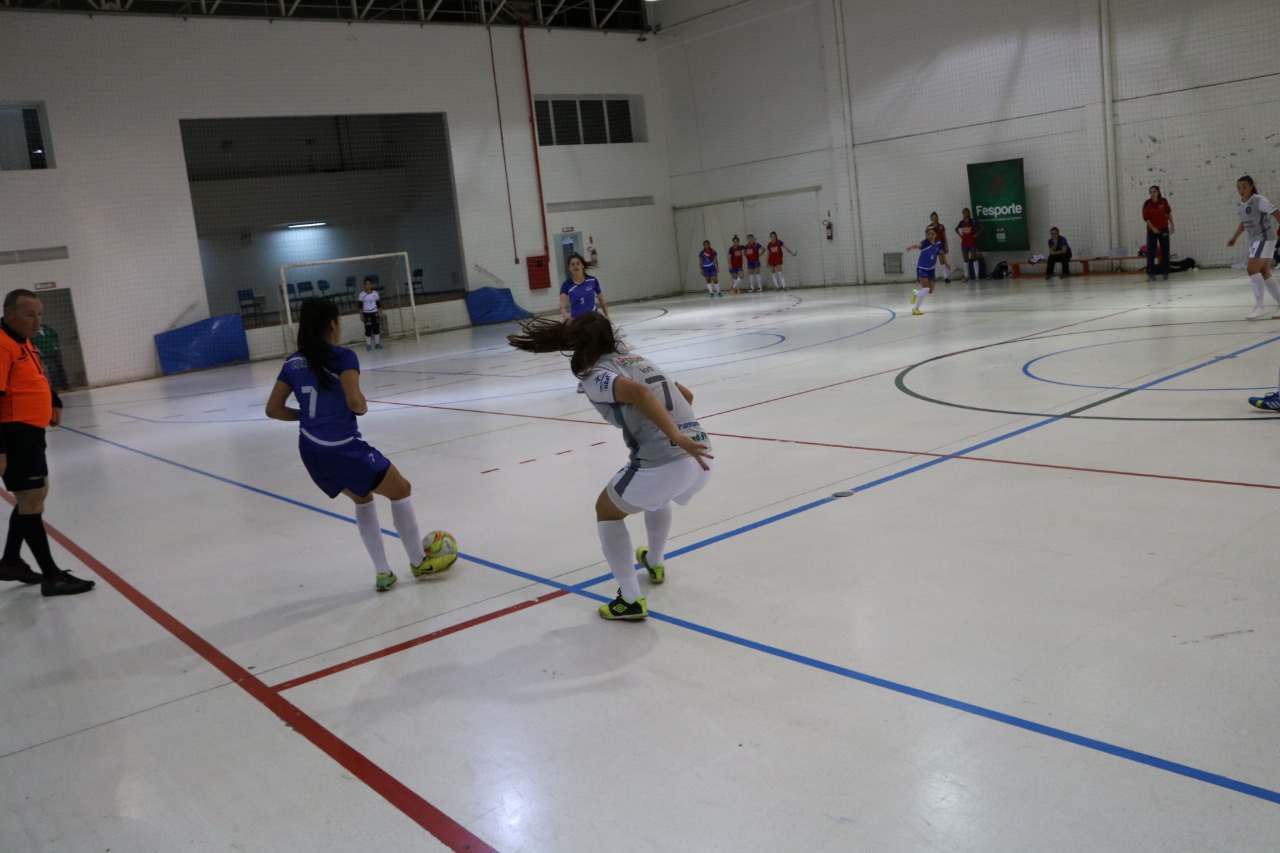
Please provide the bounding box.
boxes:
[0,289,94,595]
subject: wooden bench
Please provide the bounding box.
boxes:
[1007,255,1173,278]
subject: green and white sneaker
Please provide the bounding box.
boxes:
[375,571,398,592]
[599,590,648,621]
[635,546,664,584]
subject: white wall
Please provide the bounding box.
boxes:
[0,13,674,385]
[654,0,1280,284]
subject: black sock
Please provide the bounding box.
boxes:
[19,513,58,575]
[3,507,23,564]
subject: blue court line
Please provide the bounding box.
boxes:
[58,334,1280,807]
[644,610,1280,805]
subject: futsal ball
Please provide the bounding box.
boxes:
[421,530,459,573]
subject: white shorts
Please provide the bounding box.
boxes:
[1249,238,1276,260]
[606,455,712,514]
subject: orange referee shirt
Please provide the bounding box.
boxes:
[0,322,55,429]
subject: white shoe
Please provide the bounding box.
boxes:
[1246,307,1269,320]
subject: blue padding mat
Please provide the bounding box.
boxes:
[464,287,532,325]
[155,313,251,375]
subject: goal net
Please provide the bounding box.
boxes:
[277,251,420,352]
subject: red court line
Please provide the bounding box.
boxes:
[711,432,1280,491]
[273,589,570,693]
[21,499,499,853]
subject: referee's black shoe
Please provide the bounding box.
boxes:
[41,570,96,597]
[0,558,42,584]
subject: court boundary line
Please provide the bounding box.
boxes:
[1,492,499,853]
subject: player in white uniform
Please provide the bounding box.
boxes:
[1228,175,1279,321]
[508,313,713,621]
[357,278,382,350]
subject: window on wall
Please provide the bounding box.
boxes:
[0,106,51,170]
[534,96,644,146]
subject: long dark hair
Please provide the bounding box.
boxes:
[1238,175,1257,195]
[297,297,340,388]
[508,312,625,378]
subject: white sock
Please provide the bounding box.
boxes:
[707,283,714,294]
[390,497,424,566]
[1251,274,1265,308]
[753,274,762,290]
[355,501,390,572]
[715,282,721,293]
[365,337,372,346]
[771,273,780,289]
[778,273,787,289]
[1264,276,1280,307]
[915,288,929,309]
[374,334,381,344]
[597,520,642,602]
[643,503,672,567]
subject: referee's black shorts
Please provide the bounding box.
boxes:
[1,422,48,493]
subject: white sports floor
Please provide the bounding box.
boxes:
[4,270,1280,852]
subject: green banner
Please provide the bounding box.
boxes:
[967,158,1028,252]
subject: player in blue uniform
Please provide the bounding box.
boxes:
[508,313,713,621]
[906,226,949,315]
[699,240,722,297]
[266,298,450,591]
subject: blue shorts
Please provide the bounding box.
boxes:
[747,262,761,271]
[701,267,717,277]
[916,268,936,281]
[729,267,743,275]
[300,438,391,498]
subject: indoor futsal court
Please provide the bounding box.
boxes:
[3,0,1280,849]
[6,274,1280,850]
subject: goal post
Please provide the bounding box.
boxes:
[277,251,417,352]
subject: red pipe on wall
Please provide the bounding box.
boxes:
[519,21,550,260]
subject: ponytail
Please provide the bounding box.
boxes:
[508,312,625,378]
[296,298,340,389]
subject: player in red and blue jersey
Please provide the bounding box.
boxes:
[905,226,949,315]
[954,208,984,280]
[726,236,745,294]
[699,241,721,297]
[766,231,797,289]
[266,298,450,591]
[743,234,765,291]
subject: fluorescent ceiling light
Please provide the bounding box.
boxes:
[286,222,326,228]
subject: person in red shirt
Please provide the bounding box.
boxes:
[742,234,765,292]
[927,212,953,281]
[0,290,94,595]
[765,231,797,290]
[1143,185,1175,281]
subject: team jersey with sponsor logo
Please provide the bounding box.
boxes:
[956,218,982,248]
[1238,194,1277,241]
[727,245,745,270]
[699,248,718,273]
[743,242,763,267]
[766,240,786,265]
[276,345,362,447]
[583,353,710,468]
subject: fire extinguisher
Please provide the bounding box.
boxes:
[823,219,833,241]
[588,235,599,266]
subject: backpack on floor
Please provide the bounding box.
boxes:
[1170,257,1197,272]
[989,261,1009,280]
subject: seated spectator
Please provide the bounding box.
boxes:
[1046,228,1072,279]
